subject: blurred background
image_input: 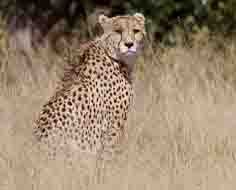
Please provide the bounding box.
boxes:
[1,0,236,50]
[1,1,236,190]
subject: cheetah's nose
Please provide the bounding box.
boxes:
[125,42,134,48]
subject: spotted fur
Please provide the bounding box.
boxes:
[34,13,146,158]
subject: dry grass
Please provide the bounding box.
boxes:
[1,32,236,190]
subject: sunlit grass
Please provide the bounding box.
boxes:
[1,30,236,190]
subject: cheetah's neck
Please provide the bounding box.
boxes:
[93,35,135,82]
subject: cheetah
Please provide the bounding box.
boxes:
[34,13,146,158]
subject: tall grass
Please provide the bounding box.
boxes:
[0,31,236,190]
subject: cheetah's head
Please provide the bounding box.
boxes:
[98,13,146,64]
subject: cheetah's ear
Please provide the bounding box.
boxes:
[98,14,110,26]
[134,13,145,24]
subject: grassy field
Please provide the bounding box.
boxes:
[1,32,236,190]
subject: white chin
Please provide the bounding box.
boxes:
[120,50,137,57]
[126,51,137,56]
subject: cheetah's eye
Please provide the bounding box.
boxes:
[114,29,123,34]
[133,29,140,34]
